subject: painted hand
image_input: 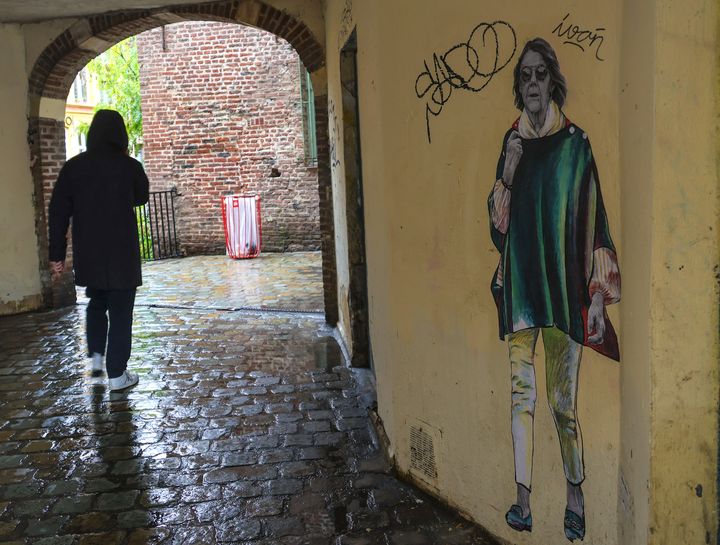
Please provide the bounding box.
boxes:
[587,292,605,344]
[50,261,65,280]
[502,130,523,187]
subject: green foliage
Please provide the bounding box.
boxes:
[135,206,154,260]
[80,36,143,156]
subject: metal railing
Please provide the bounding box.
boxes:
[135,188,181,261]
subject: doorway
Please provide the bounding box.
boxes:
[340,29,371,369]
[28,2,339,324]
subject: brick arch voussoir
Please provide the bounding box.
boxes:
[28,29,76,99]
[29,0,324,101]
[253,2,324,72]
[169,0,325,73]
[30,13,186,101]
[40,49,103,101]
[169,0,241,23]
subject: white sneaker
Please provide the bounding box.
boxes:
[90,353,104,377]
[108,371,139,391]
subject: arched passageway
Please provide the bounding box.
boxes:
[27,0,338,325]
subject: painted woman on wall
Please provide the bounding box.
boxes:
[488,38,620,542]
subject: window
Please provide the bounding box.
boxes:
[299,63,317,166]
[77,131,87,153]
[71,69,89,103]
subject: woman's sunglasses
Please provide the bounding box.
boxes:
[520,65,548,83]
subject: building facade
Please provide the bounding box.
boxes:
[137,22,321,255]
[64,67,96,158]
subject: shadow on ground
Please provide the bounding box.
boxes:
[0,252,500,544]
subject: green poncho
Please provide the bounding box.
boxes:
[489,122,619,361]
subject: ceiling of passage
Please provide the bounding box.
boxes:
[0,0,226,23]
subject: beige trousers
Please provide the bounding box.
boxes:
[509,327,584,489]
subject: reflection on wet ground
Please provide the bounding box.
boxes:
[82,252,325,313]
[0,254,499,544]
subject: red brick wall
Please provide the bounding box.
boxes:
[137,22,320,254]
[37,119,77,307]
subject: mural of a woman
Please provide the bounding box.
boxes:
[488,38,621,541]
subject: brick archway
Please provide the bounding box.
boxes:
[28,0,338,324]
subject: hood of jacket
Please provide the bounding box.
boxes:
[86,109,128,153]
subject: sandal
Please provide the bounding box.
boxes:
[506,504,532,532]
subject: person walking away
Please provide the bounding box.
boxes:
[49,109,149,391]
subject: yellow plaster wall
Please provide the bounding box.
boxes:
[322,0,359,354]
[616,0,654,540]
[647,0,719,542]
[325,1,625,543]
[324,28,352,348]
[0,24,43,315]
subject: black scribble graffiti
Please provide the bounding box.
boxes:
[329,99,341,169]
[552,13,606,62]
[414,21,517,144]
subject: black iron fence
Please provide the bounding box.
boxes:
[135,188,181,261]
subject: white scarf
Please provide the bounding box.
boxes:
[518,101,565,139]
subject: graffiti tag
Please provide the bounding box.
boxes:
[414,21,517,144]
[329,99,341,170]
[552,13,606,62]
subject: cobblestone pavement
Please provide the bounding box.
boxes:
[101,252,325,313]
[1,261,499,544]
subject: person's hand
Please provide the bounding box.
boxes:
[50,261,65,280]
[587,292,605,344]
[502,131,523,188]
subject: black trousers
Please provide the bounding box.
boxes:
[86,288,136,379]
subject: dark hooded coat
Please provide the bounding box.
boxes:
[49,110,149,289]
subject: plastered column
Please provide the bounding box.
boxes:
[647,0,719,542]
[617,0,654,541]
[0,24,43,315]
[620,0,720,543]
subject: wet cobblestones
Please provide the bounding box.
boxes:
[0,256,498,545]
[121,253,323,313]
